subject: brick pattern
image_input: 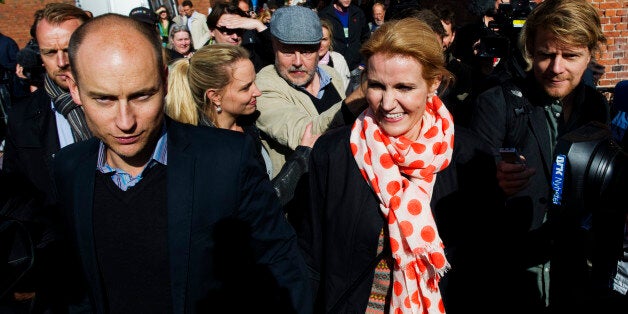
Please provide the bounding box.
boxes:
[592,0,627,87]
[0,0,75,48]
[0,0,626,87]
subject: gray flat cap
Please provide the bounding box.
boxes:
[270,6,322,45]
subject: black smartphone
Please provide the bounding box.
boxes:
[499,147,524,164]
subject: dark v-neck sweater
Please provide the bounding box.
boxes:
[92,164,172,313]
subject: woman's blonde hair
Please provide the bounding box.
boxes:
[320,18,334,51]
[165,44,250,126]
[257,8,272,24]
[360,17,451,90]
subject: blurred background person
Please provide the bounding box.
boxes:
[129,6,160,35]
[182,0,210,49]
[155,6,174,47]
[369,2,386,34]
[257,7,272,26]
[432,3,474,127]
[207,2,274,72]
[318,18,350,93]
[0,32,18,128]
[318,0,370,94]
[166,24,196,63]
[173,4,187,25]
[15,40,45,95]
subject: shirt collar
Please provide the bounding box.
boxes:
[97,122,168,174]
[318,66,332,88]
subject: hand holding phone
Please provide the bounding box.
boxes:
[499,147,525,164]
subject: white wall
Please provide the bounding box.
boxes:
[75,0,151,17]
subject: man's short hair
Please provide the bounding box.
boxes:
[182,0,194,7]
[520,0,606,66]
[31,3,90,38]
[68,13,164,84]
[270,6,322,45]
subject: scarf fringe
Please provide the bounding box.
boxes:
[394,247,451,292]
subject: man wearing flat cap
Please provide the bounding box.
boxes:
[255,5,365,179]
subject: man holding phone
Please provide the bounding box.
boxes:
[470,0,610,312]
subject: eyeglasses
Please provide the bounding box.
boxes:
[216,27,243,36]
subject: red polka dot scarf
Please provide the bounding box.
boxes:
[350,95,454,314]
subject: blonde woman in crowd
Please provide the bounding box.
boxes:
[318,18,351,93]
[165,44,318,206]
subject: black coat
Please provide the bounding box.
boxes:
[318,4,370,71]
[1,88,71,313]
[53,119,313,313]
[471,74,612,312]
[292,125,509,313]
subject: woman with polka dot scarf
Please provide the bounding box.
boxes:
[294,17,454,314]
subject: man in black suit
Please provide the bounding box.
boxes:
[55,13,310,313]
[1,4,90,312]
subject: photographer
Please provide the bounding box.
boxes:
[469,0,610,312]
[15,40,45,95]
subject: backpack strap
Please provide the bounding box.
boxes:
[501,79,532,150]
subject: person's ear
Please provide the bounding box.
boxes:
[429,77,442,95]
[67,73,83,106]
[206,89,221,105]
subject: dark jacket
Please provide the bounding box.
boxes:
[292,124,507,313]
[3,89,59,208]
[318,4,370,70]
[471,74,611,312]
[471,74,610,232]
[242,28,275,73]
[166,47,196,64]
[53,119,312,314]
[243,123,312,207]
[1,88,71,313]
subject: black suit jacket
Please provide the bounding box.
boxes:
[53,119,312,314]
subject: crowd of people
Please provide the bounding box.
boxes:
[0,0,627,313]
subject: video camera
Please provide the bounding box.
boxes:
[476,0,537,59]
[549,121,627,304]
[551,121,627,216]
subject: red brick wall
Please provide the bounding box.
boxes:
[1,0,626,87]
[0,0,75,48]
[591,0,627,88]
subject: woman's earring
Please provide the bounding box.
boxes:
[216,105,222,113]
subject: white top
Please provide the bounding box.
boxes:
[50,100,74,148]
[329,51,350,94]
